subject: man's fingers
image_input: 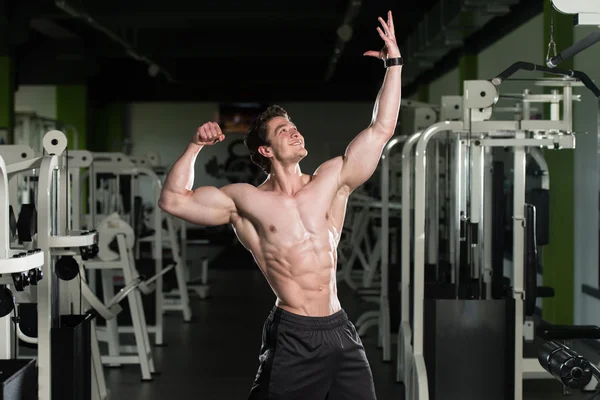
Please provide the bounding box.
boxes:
[208,124,218,138]
[195,122,224,144]
[387,10,395,35]
[378,17,391,38]
[211,122,222,138]
[212,134,225,144]
[376,27,390,43]
[200,126,209,142]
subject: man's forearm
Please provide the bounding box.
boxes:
[161,142,203,197]
[371,65,402,135]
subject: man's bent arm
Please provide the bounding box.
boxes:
[159,142,236,226]
[340,11,402,192]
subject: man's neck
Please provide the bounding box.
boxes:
[267,164,305,195]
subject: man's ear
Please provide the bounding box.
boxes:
[257,145,272,159]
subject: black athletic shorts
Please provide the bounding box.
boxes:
[248,306,377,400]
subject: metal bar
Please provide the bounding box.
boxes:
[550,90,560,121]
[563,84,573,131]
[426,141,438,267]
[401,132,421,326]
[479,138,575,147]
[459,138,468,283]
[414,121,463,355]
[471,136,484,288]
[37,155,60,400]
[483,147,493,299]
[522,89,531,119]
[380,135,405,362]
[512,131,527,400]
[529,148,550,190]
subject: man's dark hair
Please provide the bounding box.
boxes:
[245,105,289,173]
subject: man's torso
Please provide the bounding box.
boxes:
[223,157,349,316]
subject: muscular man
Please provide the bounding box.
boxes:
[158,11,402,400]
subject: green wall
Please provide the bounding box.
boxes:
[56,85,87,150]
[459,53,478,94]
[89,102,125,152]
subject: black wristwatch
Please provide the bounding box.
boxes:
[384,57,403,68]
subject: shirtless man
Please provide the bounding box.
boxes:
[158,11,402,400]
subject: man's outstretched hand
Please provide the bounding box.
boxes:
[363,10,401,61]
[192,122,225,146]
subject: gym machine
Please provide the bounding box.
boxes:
[526,3,600,393]
[343,191,401,343]
[338,101,439,364]
[131,151,211,301]
[0,130,98,400]
[550,0,600,28]
[0,154,42,398]
[401,56,600,399]
[67,149,152,394]
[88,152,191,344]
[376,103,439,363]
[395,95,463,384]
[85,212,159,381]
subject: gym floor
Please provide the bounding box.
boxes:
[104,244,594,400]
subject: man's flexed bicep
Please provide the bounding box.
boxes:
[158,120,239,226]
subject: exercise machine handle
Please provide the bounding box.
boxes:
[491,61,600,99]
[138,263,175,295]
[547,32,600,68]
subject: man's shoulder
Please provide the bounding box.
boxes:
[221,182,258,197]
[313,156,344,176]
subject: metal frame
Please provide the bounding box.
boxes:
[397,131,421,384]
[85,212,156,381]
[0,154,45,360]
[551,0,600,25]
[90,152,191,343]
[405,77,578,400]
[0,130,97,400]
[412,120,464,400]
[379,135,407,362]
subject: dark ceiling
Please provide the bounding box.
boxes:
[6,0,541,104]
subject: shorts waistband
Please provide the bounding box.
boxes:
[270,306,348,331]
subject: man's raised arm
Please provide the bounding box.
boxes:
[340,10,402,192]
[158,122,237,226]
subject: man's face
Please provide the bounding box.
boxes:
[262,116,307,164]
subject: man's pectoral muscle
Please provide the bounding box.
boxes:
[224,163,350,316]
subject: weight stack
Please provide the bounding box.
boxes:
[0,359,36,400]
[51,314,93,400]
[423,298,515,400]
